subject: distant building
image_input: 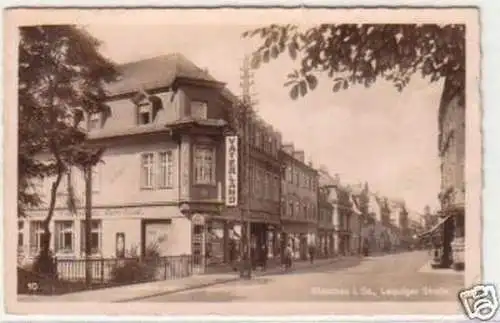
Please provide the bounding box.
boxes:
[317,169,345,256]
[317,183,334,257]
[279,144,319,260]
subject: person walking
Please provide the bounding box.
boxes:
[308,243,315,264]
[283,243,293,271]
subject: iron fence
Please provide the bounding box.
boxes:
[18,255,193,295]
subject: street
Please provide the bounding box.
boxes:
[141,250,463,302]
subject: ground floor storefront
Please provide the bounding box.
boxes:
[280,221,319,261]
[418,205,464,271]
[19,206,345,275]
[316,229,335,258]
[199,216,282,272]
[19,205,191,265]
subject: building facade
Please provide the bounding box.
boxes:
[279,144,319,260]
[317,170,356,256]
[317,185,334,258]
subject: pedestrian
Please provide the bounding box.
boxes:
[308,244,315,264]
[284,244,293,271]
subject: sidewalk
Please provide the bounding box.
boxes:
[18,256,347,303]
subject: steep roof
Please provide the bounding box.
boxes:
[105,53,221,96]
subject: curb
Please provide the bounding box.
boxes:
[117,257,347,302]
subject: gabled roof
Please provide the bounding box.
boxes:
[105,53,222,96]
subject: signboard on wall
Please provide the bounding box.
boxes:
[225,136,239,206]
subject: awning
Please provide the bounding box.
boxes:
[418,215,452,238]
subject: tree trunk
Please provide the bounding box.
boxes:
[37,172,63,275]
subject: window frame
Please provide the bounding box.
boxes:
[30,220,44,255]
[55,220,74,254]
[140,152,155,189]
[80,219,103,255]
[193,145,216,186]
[157,150,175,189]
[88,112,103,131]
[137,101,154,125]
[190,100,208,119]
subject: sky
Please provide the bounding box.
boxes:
[85,24,444,216]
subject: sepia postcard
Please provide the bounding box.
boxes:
[4,7,483,317]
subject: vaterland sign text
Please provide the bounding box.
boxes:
[225,135,238,206]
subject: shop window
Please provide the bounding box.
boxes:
[29,221,44,255]
[55,220,74,254]
[158,150,175,188]
[140,153,155,189]
[80,220,102,255]
[193,146,216,185]
[191,101,208,119]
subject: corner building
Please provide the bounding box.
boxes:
[19,53,280,273]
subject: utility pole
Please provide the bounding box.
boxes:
[238,54,258,279]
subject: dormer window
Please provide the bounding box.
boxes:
[191,101,208,119]
[133,91,163,125]
[138,102,153,125]
[88,113,102,131]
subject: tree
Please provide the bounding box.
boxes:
[18,25,117,272]
[243,24,465,133]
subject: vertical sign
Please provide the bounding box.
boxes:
[225,136,239,206]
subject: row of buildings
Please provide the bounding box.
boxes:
[18,53,418,272]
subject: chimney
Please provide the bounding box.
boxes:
[282,143,294,155]
[293,150,305,163]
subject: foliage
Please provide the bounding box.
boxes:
[243,24,465,104]
[18,25,118,267]
[109,242,162,284]
[32,250,57,277]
